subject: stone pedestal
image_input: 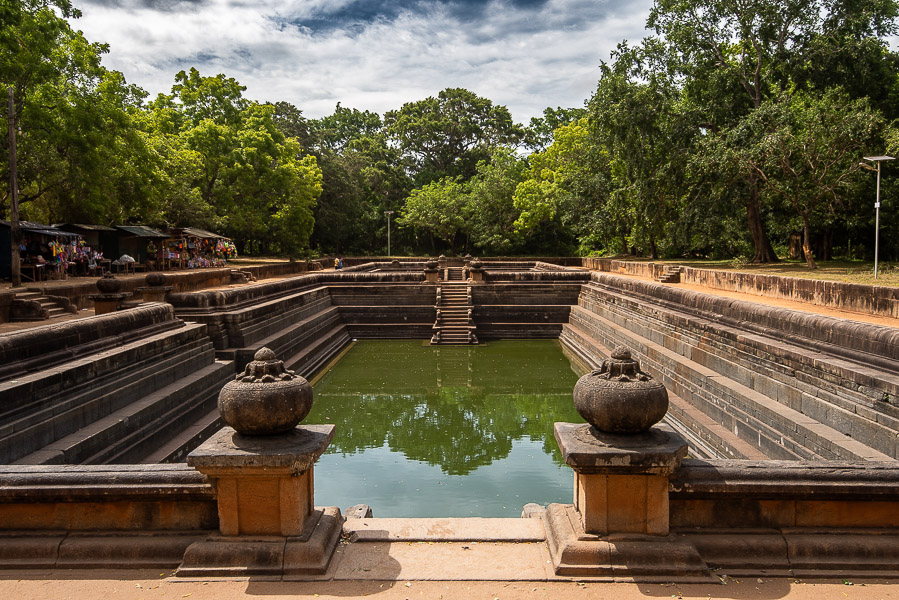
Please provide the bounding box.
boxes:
[468,266,485,283]
[135,285,172,303]
[88,293,130,314]
[178,425,342,577]
[544,422,712,581]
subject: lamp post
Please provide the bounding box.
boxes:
[384,210,394,257]
[862,155,894,279]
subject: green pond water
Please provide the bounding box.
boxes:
[306,339,587,517]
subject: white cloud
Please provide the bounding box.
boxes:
[72,0,653,122]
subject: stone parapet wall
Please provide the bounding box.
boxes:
[562,274,899,461]
[485,271,590,282]
[168,271,425,310]
[0,464,216,531]
[583,257,899,318]
[0,303,181,380]
[589,272,899,364]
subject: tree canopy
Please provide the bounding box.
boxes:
[3,0,899,266]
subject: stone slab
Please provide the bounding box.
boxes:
[329,540,556,581]
[554,422,687,475]
[342,518,546,542]
[187,425,335,472]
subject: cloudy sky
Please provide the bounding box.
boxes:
[70,0,655,123]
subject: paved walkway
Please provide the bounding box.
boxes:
[2,571,898,600]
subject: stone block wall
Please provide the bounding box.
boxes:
[560,273,899,462]
[583,257,899,318]
[0,304,234,465]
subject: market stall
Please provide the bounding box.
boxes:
[102,225,168,272]
[0,220,81,281]
[165,227,237,269]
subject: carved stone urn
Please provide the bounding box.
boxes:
[145,271,167,287]
[573,346,668,434]
[95,272,121,294]
[218,347,313,435]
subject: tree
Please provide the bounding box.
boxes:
[466,147,528,254]
[732,89,885,268]
[385,88,523,186]
[400,177,467,253]
[524,106,588,152]
[513,118,606,255]
[648,0,899,262]
[1,0,155,224]
[589,40,695,259]
[306,104,411,255]
[146,71,322,254]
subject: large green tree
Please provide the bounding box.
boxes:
[466,147,528,254]
[1,0,155,224]
[728,89,886,268]
[385,88,523,186]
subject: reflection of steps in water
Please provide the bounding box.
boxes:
[435,346,473,388]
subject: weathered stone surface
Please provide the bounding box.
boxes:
[218,347,313,435]
[188,425,334,472]
[573,346,669,433]
[542,503,714,581]
[0,464,216,531]
[554,422,687,475]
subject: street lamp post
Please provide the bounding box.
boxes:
[384,210,394,257]
[862,155,894,279]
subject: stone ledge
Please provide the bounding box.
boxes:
[343,517,546,542]
[176,506,342,578]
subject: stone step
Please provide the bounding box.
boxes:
[0,337,217,463]
[15,359,233,465]
[578,281,899,456]
[568,290,896,461]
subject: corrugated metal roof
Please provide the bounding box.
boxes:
[1,220,79,238]
[56,223,117,232]
[180,227,227,239]
[115,225,168,238]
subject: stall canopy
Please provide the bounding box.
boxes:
[99,225,168,264]
[2,220,79,239]
[56,224,117,248]
[0,221,79,279]
[115,225,168,238]
[177,227,229,240]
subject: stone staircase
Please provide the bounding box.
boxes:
[657,265,682,284]
[431,273,478,345]
[11,290,74,321]
[445,266,465,281]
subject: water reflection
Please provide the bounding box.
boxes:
[307,340,587,516]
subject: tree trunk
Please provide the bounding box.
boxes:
[801,214,817,270]
[745,182,778,263]
[649,236,658,260]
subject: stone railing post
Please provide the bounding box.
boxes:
[544,346,712,580]
[178,347,341,577]
[468,259,485,283]
[88,272,131,314]
[423,260,439,284]
[135,272,173,303]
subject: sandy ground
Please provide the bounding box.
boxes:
[1,572,898,600]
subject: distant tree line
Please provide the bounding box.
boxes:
[3,0,899,266]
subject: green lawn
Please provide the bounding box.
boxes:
[649,258,899,287]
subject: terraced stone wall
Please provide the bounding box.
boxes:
[560,272,899,461]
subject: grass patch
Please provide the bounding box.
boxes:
[652,258,899,287]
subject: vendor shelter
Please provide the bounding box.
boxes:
[0,220,80,281]
[164,227,237,269]
[57,223,116,249]
[100,225,168,269]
